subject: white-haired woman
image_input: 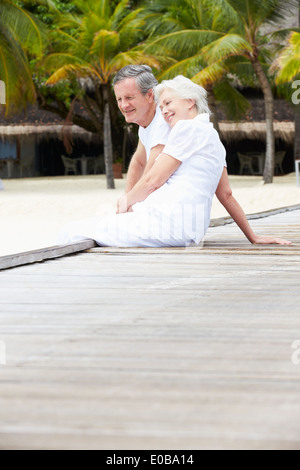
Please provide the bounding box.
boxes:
[58,76,225,247]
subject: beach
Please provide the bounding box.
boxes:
[0,173,300,257]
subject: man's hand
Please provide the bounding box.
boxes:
[117,194,129,214]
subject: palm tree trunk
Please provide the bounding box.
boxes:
[295,109,300,161]
[122,128,128,173]
[207,86,220,132]
[251,58,275,184]
[103,85,115,190]
[295,6,300,162]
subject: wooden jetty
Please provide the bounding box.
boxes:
[0,208,300,450]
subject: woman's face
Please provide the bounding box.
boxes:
[159,90,196,128]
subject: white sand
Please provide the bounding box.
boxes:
[0,173,300,257]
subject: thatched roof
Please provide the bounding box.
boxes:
[219,121,295,144]
[0,98,295,145]
[0,121,294,145]
[0,124,98,143]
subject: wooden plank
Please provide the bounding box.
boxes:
[0,243,300,450]
[209,203,300,227]
[0,205,299,271]
[87,246,300,256]
[0,209,300,450]
[0,240,96,271]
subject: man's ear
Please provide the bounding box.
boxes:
[147,89,155,103]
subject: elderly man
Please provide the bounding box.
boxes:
[113,65,290,245]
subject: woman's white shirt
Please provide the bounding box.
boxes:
[133,113,226,244]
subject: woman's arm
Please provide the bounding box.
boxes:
[117,153,181,214]
[216,168,291,245]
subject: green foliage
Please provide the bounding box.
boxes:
[275,31,300,83]
[142,0,298,120]
[2,0,299,125]
[0,0,49,114]
[44,0,160,85]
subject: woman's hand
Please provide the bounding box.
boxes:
[251,235,292,245]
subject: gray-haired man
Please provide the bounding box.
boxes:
[113,65,290,245]
[113,65,170,193]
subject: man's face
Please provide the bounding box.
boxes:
[114,78,154,126]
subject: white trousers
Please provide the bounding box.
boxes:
[57,209,200,248]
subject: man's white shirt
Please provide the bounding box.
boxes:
[138,106,170,160]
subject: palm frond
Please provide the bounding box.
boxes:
[44,53,91,74]
[202,0,242,31]
[274,32,300,83]
[91,30,120,62]
[157,54,206,80]
[111,0,131,28]
[213,80,251,120]
[0,1,48,56]
[144,29,223,57]
[202,34,252,62]
[192,61,227,87]
[46,62,100,86]
[228,59,258,87]
[0,28,35,114]
[109,50,161,74]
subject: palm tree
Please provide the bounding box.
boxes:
[0,0,49,114]
[143,0,251,131]
[274,27,300,161]
[144,0,297,184]
[44,0,160,189]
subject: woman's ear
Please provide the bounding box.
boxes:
[187,99,196,110]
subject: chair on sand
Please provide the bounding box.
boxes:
[20,154,34,177]
[237,152,255,175]
[61,155,79,175]
[275,151,286,175]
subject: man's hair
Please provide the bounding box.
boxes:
[155,75,211,115]
[113,65,158,94]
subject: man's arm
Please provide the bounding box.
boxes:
[125,142,166,193]
[216,168,291,245]
[125,140,147,193]
[143,144,166,175]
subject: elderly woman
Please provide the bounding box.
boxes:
[58,76,226,247]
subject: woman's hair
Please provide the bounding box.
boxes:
[155,75,211,115]
[113,65,158,95]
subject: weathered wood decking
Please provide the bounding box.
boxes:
[0,209,299,450]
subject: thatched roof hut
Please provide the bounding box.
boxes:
[0,105,102,178]
[0,121,294,145]
[219,121,295,145]
[216,97,295,145]
[0,104,100,144]
[0,124,98,143]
